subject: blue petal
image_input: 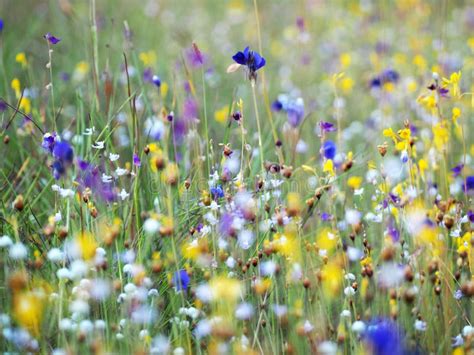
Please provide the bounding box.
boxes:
[232,51,247,65]
[253,52,266,70]
[243,46,250,60]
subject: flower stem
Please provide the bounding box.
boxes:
[251,81,265,175]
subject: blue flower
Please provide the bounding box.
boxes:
[173,269,190,291]
[232,46,266,80]
[321,140,336,160]
[53,141,74,164]
[152,75,161,87]
[44,32,61,45]
[286,98,305,127]
[364,319,404,355]
[451,163,464,177]
[52,160,65,180]
[211,185,224,199]
[0,19,4,33]
[466,176,474,191]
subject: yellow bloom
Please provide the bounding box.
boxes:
[139,50,157,66]
[432,121,449,152]
[321,261,343,297]
[347,176,362,189]
[76,231,98,260]
[209,276,242,302]
[11,78,21,98]
[160,82,169,98]
[13,291,45,336]
[323,159,335,176]
[19,97,31,114]
[73,61,90,81]
[214,105,229,124]
[15,52,27,67]
[340,53,351,68]
[442,71,461,98]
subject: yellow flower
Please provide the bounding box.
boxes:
[209,276,242,302]
[11,78,21,98]
[347,176,362,189]
[15,52,27,67]
[443,71,461,98]
[323,159,335,176]
[19,97,31,114]
[13,291,45,336]
[76,231,98,260]
[73,61,90,81]
[214,105,229,124]
[160,82,169,98]
[432,121,449,152]
[139,50,157,67]
[452,107,461,122]
[340,53,351,68]
[321,261,343,297]
[340,77,354,94]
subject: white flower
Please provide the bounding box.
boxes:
[92,141,105,149]
[144,219,160,234]
[116,167,128,176]
[463,325,474,337]
[109,153,120,162]
[47,248,64,262]
[57,268,72,280]
[303,320,314,333]
[344,286,356,296]
[345,209,361,225]
[226,256,236,269]
[59,318,73,331]
[260,260,277,276]
[351,320,366,334]
[414,320,427,331]
[340,310,351,318]
[0,235,13,248]
[83,127,95,136]
[237,230,255,250]
[150,334,170,355]
[102,174,113,183]
[235,303,254,320]
[9,242,27,260]
[195,284,213,303]
[119,189,130,200]
[318,341,337,355]
[194,320,211,340]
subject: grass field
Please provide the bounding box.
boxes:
[1,0,474,354]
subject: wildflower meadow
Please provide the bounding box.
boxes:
[1,0,474,354]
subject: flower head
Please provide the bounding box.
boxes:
[173,269,190,291]
[44,32,61,45]
[232,46,266,80]
[321,140,337,160]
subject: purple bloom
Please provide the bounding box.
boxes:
[186,44,207,68]
[52,160,65,180]
[53,141,74,164]
[133,154,141,167]
[468,210,474,223]
[286,99,304,127]
[387,220,400,242]
[320,121,336,132]
[321,140,336,160]
[466,176,474,191]
[219,213,234,237]
[152,75,161,87]
[320,212,332,221]
[42,132,57,153]
[44,32,61,45]
[271,99,283,112]
[0,19,3,32]
[451,163,464,177]
[143,68,154,83]
[183,98,199,122]
[173,269,190,291]
[364,319,404,355]
[370,69,399,88]
[76,162,116,202]
[211,185,224,199]
[232,46,266,80]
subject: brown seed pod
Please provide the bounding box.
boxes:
[13,194,24,211]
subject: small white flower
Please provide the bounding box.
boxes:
[143,218,160,234]
[414,319,427,331]
[318,341,337,355]
[116,167,128,176]
[119,189,130,200]
[351,320,366,334]
[344,286,356,296]
[54,212,62,222]
[83,127,95,136]
[57,268,72,280]
[102,174,113,183]
[109,153,120,162]
[303,320,314,333]
[235,303,254,320]
[0,235,13,248]
[340,310,351,318]
[92,141,105,149]
[48,248,64,262]
[463,325,474,337]
[9,242,27,260]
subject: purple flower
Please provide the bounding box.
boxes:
[186,44,207,68]
[320,212,332,221]
[211,185,224,199]
[152,75,161,87]
[183,98,199,122]
[370,69,399,88]
[143,68,154,83]
[320,121,336,132]
[451,163,464,177]
[42,132,57,153]
[321,140,336,160]
[76,162,116,202]
[364,319,404,355]
[271,99,283,112]
[232,46,266,80]
[173,269,190,291]
[219,213,234,237]
[466,176,474,191]
[52,160,65,180]
[0,19,4,33]
[53,141,74,164]
[133,154,141,167]
[468,210,474,223]
[44,32,61,45]
[286,99,304,127]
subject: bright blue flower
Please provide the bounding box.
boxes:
[44,32,61,45]
[173,269,190,291]
[321,140,336,160]
[466,176,474,191]
[364,319,404,355]
[152,75,161,87]
[0,19,4,32]
[42,132,57,153]
[232,47,266,80]
[211,185,224,199]
[52,160,65,180]
[53,141,74,163]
